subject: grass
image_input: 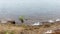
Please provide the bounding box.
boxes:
[0,22,59,34]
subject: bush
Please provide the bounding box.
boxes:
[19,16,24,23]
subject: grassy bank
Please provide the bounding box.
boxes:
[0,22,60,34]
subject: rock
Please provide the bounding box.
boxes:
[43,30,55,34]
[43,28,60,34]
[42,21,49,25]
[32,22,40,26]
[54,28,60,34]
[32,22,42,26]
[56,19,60,21]
[6,18,15,24]
[1,20,7,24]
[45,30,54,34]
[48,20,54,23]
[0,18,16,24]
[7,20,15,24]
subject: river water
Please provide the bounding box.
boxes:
[0,0,60,24]
[0,10,60,24]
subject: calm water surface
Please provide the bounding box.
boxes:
[0,0,60,24]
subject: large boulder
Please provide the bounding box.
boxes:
[7,19,15,24]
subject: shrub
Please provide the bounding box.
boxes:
[19,16,24,23]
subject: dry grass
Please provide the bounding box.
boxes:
[0,22,60,34]
[0,24,25,34]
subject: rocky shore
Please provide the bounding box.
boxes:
[0,18,60,34]
[0,20,60,34]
